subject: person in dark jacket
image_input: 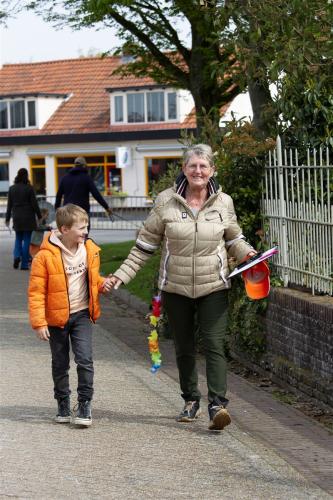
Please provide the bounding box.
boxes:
[5,168,42,270]
[55,157,112,225]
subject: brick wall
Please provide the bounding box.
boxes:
[234,288,333,407]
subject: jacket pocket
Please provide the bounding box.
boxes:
[160,240,170,288]
[204,210,222,222]
[217,251,228,284]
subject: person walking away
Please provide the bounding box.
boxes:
[55,157,113,228]
[28,204,113,427]
[29,208,53,258]
[108,144,256,431]
[5,168,42,270]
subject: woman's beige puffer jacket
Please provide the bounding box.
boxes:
[114,182,253,299]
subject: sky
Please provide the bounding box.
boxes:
[0,10,121,65]
[0,9,191,66]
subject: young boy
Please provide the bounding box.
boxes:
[28,204,112,427]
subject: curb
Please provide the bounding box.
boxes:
[112,288,150,316]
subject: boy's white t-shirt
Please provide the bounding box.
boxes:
[50,231,89,314]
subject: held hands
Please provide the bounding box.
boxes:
[107,274,123,290]
[102,277,114,293]
[102,276,123,293]
[35,326,50,341]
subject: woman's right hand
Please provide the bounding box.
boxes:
[108,275,123,290]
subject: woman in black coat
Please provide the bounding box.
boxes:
[5,168,42,270]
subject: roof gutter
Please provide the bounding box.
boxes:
[0,128,196,146]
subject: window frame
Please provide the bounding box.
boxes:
[0,98,37,130]
[0,161,10,195]
[111,89,178,125]
[145,155,181,195]
[55,154,120,195]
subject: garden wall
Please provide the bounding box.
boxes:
[235,288,333,407]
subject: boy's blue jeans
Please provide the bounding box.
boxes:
[49,309,94,402]
[14,230,32,269]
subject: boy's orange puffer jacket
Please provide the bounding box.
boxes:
[28,233,105,329]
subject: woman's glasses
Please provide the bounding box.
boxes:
[186,164,211,172]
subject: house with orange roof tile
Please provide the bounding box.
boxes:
[0,55,198,199]
[0,55,251,200]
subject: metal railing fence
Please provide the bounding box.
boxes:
[0,195,154,232]
[262,136,333,295]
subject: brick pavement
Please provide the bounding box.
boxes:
[1,233,332,499]
[105,289,333,496]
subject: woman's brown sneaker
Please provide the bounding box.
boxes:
[176,400,201,422]
[208,403,231,431]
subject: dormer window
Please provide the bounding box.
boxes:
[110,88,178,125]
[0,99,36,129]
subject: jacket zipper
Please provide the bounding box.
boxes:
[60,254,70,325]
[193,221,198,297]
[88,252,97,322]
[161,238,170,288]
[174,194,202,298]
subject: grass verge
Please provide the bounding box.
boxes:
[100,240,160,305]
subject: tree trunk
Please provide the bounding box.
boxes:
[248,77,274,137]
[189,17,238,136]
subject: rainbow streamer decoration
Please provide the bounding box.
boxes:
[148,295,162,373]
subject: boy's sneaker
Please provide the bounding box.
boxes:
[55,397,71,423]
[72,400,92,427]
[208,400,231,431]
[176,400,201,422]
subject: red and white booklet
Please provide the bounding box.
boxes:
[228,246,279,278]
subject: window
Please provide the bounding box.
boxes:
[27,101,36,127]
[147,92,164,122]
[31,157,46,195]
[0,102,8,129]
[56,155,118,194]
[111,89,178,124]
[0,162,9,195]
[114,96,123,122]
[10,101,25,128]
[167,93,177,120]
[0,99,37,129]
[147,157,181,193]
[127,93,145,123]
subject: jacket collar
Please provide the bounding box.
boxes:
[175,172,219,198]
[69,165,88,175]
[39,231,100,255]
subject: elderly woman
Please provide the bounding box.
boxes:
[110,144,255,431]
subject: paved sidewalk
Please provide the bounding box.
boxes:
[0,233,332,499]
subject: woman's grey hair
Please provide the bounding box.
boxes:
[183,144,214,168]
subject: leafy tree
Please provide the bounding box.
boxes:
[222,0,333,144]
[0,0,22,21]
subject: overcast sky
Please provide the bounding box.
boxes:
[0,11,121,65]
[0,10,191,66]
